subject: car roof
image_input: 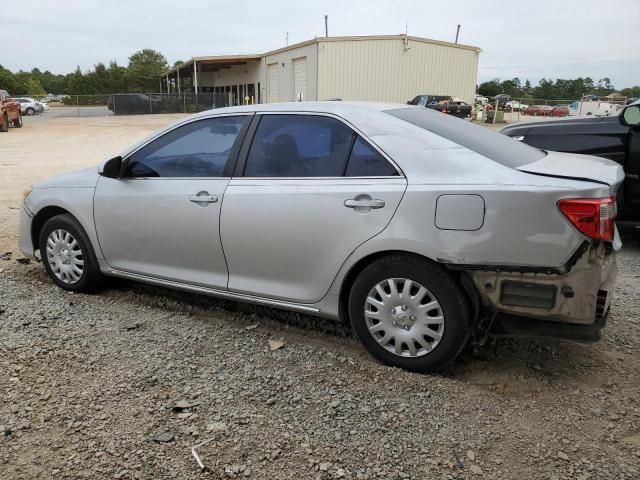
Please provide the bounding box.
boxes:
[190,101,408,117]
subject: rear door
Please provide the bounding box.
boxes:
[268,64,279,103]
[293,57,307,101]
[94,115,250,288]
[220,113,407,303]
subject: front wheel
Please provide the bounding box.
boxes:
[39,214,104,292]
[13,113,22,128]
[0,114,8,132]
[348,254,471,373]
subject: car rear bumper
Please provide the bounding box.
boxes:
[19,203,37,260]
[468,240,617,333]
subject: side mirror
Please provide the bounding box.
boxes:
[100,156,123,178]
[621,104,640,127]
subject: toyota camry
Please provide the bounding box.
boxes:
[19,102,623,372]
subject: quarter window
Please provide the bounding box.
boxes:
[125,116,248,178]
[345,137,398,177]
[244,115,354,177]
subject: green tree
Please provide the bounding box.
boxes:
[477,79,501,97]
[107,61,128,92]
[67,66,88,95]
[126,49,168,93]
[620,86,640,98]
[0,65,18,93]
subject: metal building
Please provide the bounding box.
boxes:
[163,35,480,106]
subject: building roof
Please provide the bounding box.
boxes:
[167,54,262,75]
[165,34,480,75]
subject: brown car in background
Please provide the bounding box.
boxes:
[522,105,554,116]
[0,90,22,132]
[550,105,570,117]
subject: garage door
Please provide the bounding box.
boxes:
[293,57,307,102]
[268,63,279,103]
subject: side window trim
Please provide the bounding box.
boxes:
[233,114,262,177]
[121,113,253,179]
[341,132,358,177]
[235,112,404,179]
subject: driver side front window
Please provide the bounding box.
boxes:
[126,116,249,178]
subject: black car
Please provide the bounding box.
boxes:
[501,101,640,221]
[407,95,472,118]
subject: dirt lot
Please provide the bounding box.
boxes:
[1,113,640,480]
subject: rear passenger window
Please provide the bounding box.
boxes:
[345,137,398,177]
[244,115,354,177]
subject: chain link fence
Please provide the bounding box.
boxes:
[41,93,249,117]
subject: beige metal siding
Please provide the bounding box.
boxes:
[264,43,318,102]
[268,63,279,103]
[317,38,479,105]
[293,57,307,101]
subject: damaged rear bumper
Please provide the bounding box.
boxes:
[465,240,616,343]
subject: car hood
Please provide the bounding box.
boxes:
[33,166,100,189]
[518,151,625,190]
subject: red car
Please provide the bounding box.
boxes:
[550,105,570,117]
[522,105,554,116]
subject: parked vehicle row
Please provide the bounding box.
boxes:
[520,104,570,117]
[13,97,47,115]
[0,90,23,132]
[20,101,623,372]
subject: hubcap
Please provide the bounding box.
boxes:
[46,229,84,284]
[364,278,445,358]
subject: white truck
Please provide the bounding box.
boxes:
[569,101,623,116]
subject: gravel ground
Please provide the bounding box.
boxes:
[1,114,640,479]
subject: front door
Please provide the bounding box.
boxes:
[220,113,407,303]
[94,115,250,288]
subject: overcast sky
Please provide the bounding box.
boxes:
[4,0,639,88]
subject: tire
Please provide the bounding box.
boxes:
[0,114,8,132]
[25,107,35,116]
[13,113,22,128]
[39,214,103,292]
[348,254,471,373]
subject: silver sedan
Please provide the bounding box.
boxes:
[19,102,623,372]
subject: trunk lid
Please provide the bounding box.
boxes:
[517,151,624,191]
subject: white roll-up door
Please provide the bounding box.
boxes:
[268,63,279,103]
[293,57,307,102]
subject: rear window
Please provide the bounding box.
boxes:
[386,108,546,168]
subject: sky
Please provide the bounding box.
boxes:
[3,0,640,88]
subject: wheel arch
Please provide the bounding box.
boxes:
[31,206,73,252]
[337,250,480,323]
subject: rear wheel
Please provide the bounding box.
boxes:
[0,114,8,132]
[39,214,103,292]
[348,254,471,373]
[25,107,35,116]
[13,113,22,128]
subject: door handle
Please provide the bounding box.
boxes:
[344,198,385,209]
[189,192,218,205]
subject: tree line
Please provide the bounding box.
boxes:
[477,77,640,101]
[0,49,172,96]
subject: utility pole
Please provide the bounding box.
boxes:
[286,32,289,46]
[324,15,328,37]
[455,24,461,44]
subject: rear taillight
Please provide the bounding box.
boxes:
[557,196,616,241]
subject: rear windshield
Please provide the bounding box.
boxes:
[385,107,546,168]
